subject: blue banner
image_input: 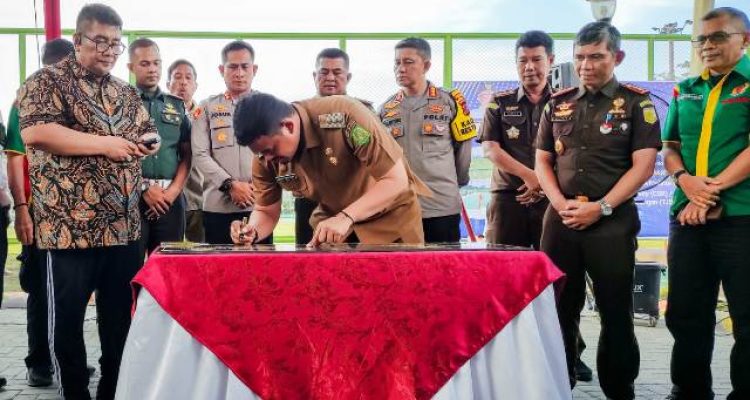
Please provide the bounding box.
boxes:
[454,80,675,238]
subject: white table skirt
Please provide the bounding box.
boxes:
[116,285,570,400]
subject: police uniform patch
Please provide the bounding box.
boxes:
[423,123,435,134]
[217,131,228,142]
[429,104,444,113]
[639,99,654,108]
[435,123,448,133]
[213,104,228,113]
[553,102,574,119]
[350,124,371,147]
[164,102,178,114]
[643,107,657,125]
[506,126,520,139]
[384,101,400,110]
[384,109,400,118]
[319,113,346,129]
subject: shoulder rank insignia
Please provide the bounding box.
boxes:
[192,106,203,119]
[428,86,438,98]
[551,86,577,98]
[622,83,649,95]
[494,89,515,98]
[319,112,346,129]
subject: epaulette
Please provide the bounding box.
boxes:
[551,86,577,98]
[622,83,649,95]
[164,92,185,103]
[354,97,373,108]
[493,89,516,98]
[191,106,204,120]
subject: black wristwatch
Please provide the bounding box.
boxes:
[671,169,688,186]
[219,178,234,193]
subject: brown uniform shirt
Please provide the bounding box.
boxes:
[17,55,156,249]
[253,95,431,244]
[479,85,552,192]
[535,77,662,200]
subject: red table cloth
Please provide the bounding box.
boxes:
[132,249,562,400]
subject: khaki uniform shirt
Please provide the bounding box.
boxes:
[379,82,475,218]
[253,95,430,244]
[536,77,662,200]
[479,85,552,192]
[17,55,156,249]
[191,91,255,213]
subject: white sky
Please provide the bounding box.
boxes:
[0,0,745,114]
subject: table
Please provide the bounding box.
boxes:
[116,244,570,400]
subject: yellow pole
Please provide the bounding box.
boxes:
[690,0,715,75]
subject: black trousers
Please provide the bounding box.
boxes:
[0,206,9,307]
[140,194,186,254]
[47,241,143,400]
[541,201,640,400]
[294,197,317,245]
[485,192,547,249]
[422,214,461,244]
[203,211,273,245]
[19,243,52,370]
[666,216,750,400]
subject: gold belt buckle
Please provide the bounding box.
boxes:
[576,195,589,202]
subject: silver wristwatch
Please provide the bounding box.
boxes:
[597,199,613,216]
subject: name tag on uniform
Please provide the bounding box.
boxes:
[678,93,703,101]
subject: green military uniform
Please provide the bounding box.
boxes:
[138,87,191,253]
[662,55,750,399]
[140,88,191,180]
[536,77,662,399]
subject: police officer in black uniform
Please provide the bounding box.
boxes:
[535,22,662,400]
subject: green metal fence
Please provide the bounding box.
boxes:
[0,28,693,87]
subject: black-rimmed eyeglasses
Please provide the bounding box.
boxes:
[81,34,126,55]
[691,31,745,48]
